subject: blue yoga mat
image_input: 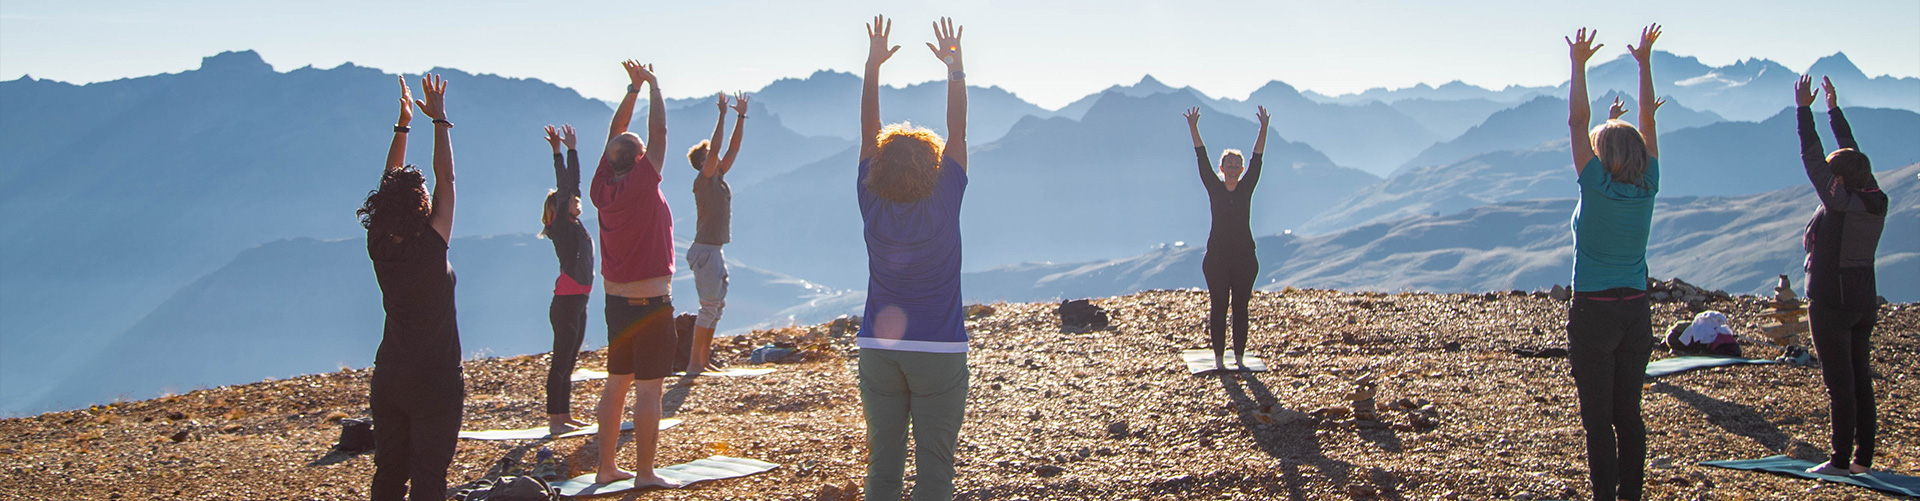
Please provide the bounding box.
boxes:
[1645,356,1779,378]
[1701,455,1920,497]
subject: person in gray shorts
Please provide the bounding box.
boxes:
[686,91,749,373]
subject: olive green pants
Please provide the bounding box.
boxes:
[859,348,969,501]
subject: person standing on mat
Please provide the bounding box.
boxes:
[855,15,972,501]
[685,91,750,373]
[588,60,681,489]
[1564,25,1663,501]
[360,74,463,501]
[540,123,593,436]
[1793,75,1887,477]
[1181,104,1269,372]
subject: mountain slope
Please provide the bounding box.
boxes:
[742,70,1052,144]
[1395,92,1724,175]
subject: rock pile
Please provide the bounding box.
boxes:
[1645,277,1733,312]
[1755,275,1810,348]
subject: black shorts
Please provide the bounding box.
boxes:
[604,294,676,380]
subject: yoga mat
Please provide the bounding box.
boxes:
[1180,349,1269,374]
[457,419,681,440]
[1701,455,1920,497]
[552,456,781,496]
[570,367,776,382]
[1645,356,1779,378]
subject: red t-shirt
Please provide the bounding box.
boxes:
[590,155,675,284]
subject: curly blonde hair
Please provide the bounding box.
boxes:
[1590,120,1651,188]
[865,123,945,203]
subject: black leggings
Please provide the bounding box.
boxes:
[547,294,589,415]
[1810,306,1877,468]
[1202,248,1257,359]
[1567,291,1653,501]
[369,367,463,501]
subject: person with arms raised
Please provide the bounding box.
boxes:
[854,15,971,501]
[1564,25,1664,501]
[684,92,750,373]
[1181,104,1269,372]
[539,123,593,435]
[587,60,680,489]
[359,74,462,501]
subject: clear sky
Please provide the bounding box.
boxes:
[3,0,1915,109]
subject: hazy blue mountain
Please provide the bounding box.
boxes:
[726,90,1379,289]
[1578,51,1920,122]
[1302,80,1552,105]
[1309,106,1920,233]
[33,233,858,412]
[0,50,846,414]
[1396,92,1725,175]
[964,162,1919,305]
[1387,98,1514,141]
[1052,75,1185,120]
[742,69,1053,144]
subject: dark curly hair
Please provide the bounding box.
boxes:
[357,165,431,241]
[1827,148,1874,190]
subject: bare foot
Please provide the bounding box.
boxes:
[631,473,684,489]
[1850,463,1871,475]
[594,468,636,485]
[1234,354,1246,370]
[548,422,581,436]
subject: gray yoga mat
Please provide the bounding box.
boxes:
[570,367,776,382]
[552,456,781,496]
[456,418,680,441]
[1180,349,1269,374]
[1701,455,1920,497]
[1644,356,1779,378]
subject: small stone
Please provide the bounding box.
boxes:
[1106,420,1129,438]
[1075,447,1091,458]
[1443,341,1462,352]
[1034,464,1064,477]
[168,430,190,442]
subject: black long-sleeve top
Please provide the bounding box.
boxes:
[1798,106,1887,311]
[1196,146,1263,251]
[547,150,595,290]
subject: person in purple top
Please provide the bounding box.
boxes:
[854,14,971,501]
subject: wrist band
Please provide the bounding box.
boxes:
[627,84,641,94]
[950,71,965,80]
[394,125,410,133]
[433,119,453,128]
[737,114,747,119]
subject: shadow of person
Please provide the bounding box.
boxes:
[1219,372,1357,501]
[662,376,696,418]
[1651,382,1825,460]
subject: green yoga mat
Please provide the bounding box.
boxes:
[1701,455,1920,497]
[1180,349,1269,374]
[570,367,777,382]
[456,418,681,440]
[1645,356,1779,378]
[552,456,780,496]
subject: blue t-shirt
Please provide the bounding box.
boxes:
[1571,156,1659,292]
[856,156,969,352]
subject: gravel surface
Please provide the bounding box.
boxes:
[2,288,1913,500]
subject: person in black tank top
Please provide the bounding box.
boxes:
[358,75,463,501]
[1182,106,1269,371]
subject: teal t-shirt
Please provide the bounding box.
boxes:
[1571,156,1659,292]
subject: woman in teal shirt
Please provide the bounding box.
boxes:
[1564,25,1663,501]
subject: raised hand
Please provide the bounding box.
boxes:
[415,74,448,121]
[1183,107,1201,128]
[544,125,562,152]
[865,15,900,69]
[925,17,963,70]
[731,93,750,115]
[560,124,577,150]
[396,76,414,127]
[1566,28,1603,65]
[1608,97,1629,120]
[715,92,729,112]
[1254,106,1270,129]
[1821,76,1839,109]
[622,60,655,87]
[1627,24,1662,64]
[1794,74,1818,108]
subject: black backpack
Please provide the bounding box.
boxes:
[1057,299,1110,333]
[451,475,559,501]
[332,418,375,455]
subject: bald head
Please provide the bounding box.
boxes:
[606,132,646,174]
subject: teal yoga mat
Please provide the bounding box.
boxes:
[552,456,780,496]
[1701,455,1920,497]
[456,418,680,440]
[1645,356,1779,378]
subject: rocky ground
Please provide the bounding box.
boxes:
[1,288,1915,500]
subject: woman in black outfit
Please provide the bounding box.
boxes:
[358,74,462,501]
[1182,105,1270,371]
[1793,75,1888,477]
[540,123,593,435]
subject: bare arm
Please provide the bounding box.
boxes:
[702,93,727,179]
[1567,28,1602,174]
[644,67,666,173]
[385,76,412,172]
[607,60,645,145]
[1252,105,1270,155]
[414,74,455,241]
[927,17,967,169]
[861,15,899,161]
[1628,24,1664,159]
[719,93,748,174]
